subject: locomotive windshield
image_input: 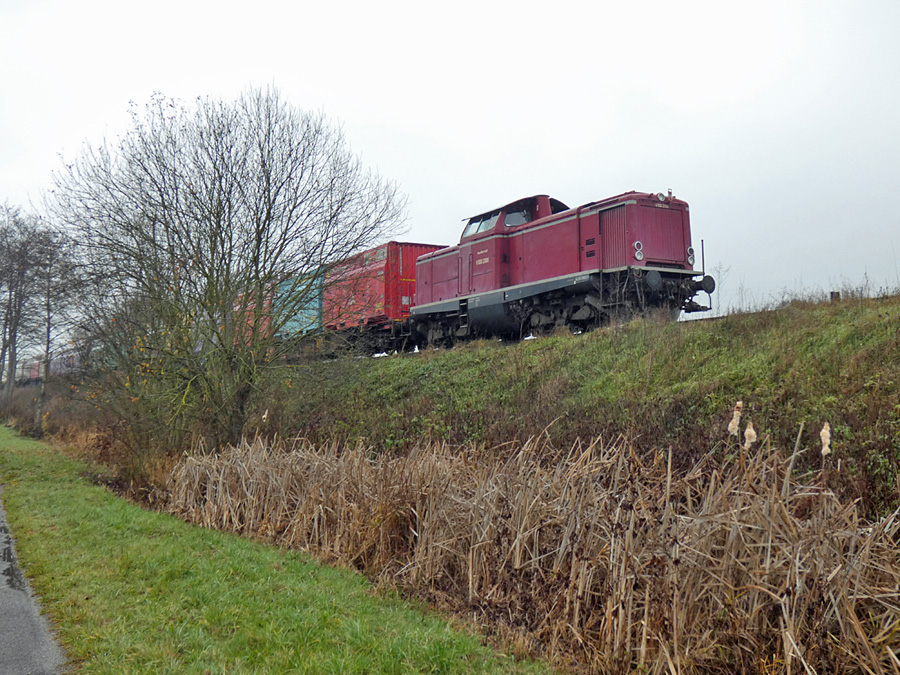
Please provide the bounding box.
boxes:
[461,196,571,239]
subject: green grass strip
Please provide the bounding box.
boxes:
[0,427,548,674]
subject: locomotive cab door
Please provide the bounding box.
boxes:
[460,210,504,295]
[469,235,511,293]
[579,211,601,271]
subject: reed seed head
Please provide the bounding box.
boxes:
[820,422,832,457]
[727,400,743,436]
[743,421,757,450]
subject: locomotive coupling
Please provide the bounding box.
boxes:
[643,270,715,296]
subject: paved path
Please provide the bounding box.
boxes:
[0,488,66,675]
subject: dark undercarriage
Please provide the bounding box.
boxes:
[320,268,714,354]
[396,268,716,350]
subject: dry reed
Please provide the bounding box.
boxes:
[168,434,900,674]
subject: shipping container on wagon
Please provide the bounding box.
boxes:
[323,241,444,329]
[233,287,274,342]
[276,275,324,336]
[230,273,326,341]
[49,348,83,376]
[14,356,42,385]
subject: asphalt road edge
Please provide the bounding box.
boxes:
[0,485,67,675]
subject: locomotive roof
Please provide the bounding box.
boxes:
[583,190,687,208]
[464,191,688,223]
[465,195,570,221]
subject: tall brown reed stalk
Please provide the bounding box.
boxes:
[168,435,900,674]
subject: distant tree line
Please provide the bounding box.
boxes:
[0,203,80,436]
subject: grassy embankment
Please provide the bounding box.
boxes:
[0,427,548,674]
[4,294,900,673]
[256,295,900,516]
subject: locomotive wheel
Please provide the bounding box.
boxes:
[423,319,458,349]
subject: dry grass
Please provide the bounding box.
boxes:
[168,433,900,674]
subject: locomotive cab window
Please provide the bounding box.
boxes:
[504,207,531,227]
[462,218,481,238]
[463,211,500,238]
[504,198,535,227]
[478,212,499,233]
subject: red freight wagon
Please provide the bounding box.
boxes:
[411,191,714,345]
[233,288,275,342]
[323,240,444,333]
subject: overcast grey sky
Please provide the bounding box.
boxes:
[2,0,899,311]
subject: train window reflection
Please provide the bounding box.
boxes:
[477,212,499,233]
[462,218,482,238]
[504,208,530,227]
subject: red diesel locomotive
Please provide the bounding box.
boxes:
[410,190,714,345]
[323,190,714,350]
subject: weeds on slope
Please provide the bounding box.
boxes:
[251,294,900,517]
[16,294,900,519]
[168,425,900,674]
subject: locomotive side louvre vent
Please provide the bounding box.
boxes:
[585,238,595,246]
[586,250,596,258]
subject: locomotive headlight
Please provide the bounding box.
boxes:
[687,246,695,266]
[634,240,644,260]
[635,250,644,261]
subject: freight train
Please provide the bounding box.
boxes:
[19,191,716,379]
[14,349,84,386]
[318,190,715,351]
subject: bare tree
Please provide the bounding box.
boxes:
[0,205,46,399]
[30,226,81,436]
[0,205,81,431]
[49,88,406,451]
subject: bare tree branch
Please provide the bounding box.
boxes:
[49,87,406,450]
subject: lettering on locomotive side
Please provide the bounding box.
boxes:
[475,257,489,265]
